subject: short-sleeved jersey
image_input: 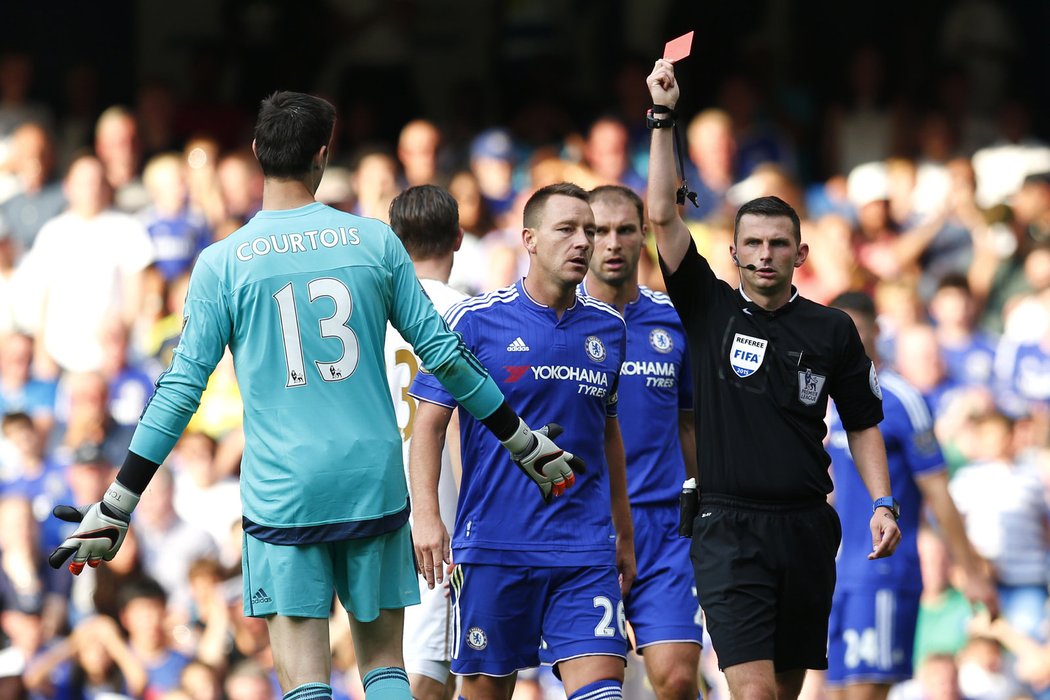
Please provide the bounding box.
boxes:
[828,369,944,592]
[660,241,883,502]
[940,332,996,388]
[130,203,505,542]
[410,280,627,567]
[580,282,693,505]
[385,277,467,534]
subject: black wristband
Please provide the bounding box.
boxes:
[480,400,520,442]
[646,109,676,130]
[115,451,161,495]
[650,104,677,116]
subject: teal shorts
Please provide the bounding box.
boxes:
[242,522,421,621]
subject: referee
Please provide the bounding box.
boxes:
[645,59,901,700]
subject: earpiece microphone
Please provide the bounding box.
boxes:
[733,255,757,271]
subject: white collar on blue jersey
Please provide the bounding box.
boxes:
[520,278,578,311]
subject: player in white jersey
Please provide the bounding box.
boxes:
[384,185,466,700]
[48,93,583,700]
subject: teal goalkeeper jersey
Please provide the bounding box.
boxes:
[130,202,504,539]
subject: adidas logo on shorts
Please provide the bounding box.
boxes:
[507,337,530,352]
[251,587,272,605]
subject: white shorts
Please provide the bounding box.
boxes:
[403,576,453,683]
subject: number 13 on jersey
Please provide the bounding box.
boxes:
[273,277,360,387]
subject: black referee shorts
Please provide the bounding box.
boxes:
[690,495,841,673]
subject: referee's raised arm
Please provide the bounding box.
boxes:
[645,59,692,274]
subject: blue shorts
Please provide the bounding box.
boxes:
[826,587,921,686]
[448,563,627,676]
[242,522,420,621]
[626,505,703,650]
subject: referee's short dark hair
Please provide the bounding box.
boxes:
[735,195,801,244]
[389,185,460,260]
[589,185,645,229]
[254,91,336,179]
[523,182,590,229]
[829,290,877,323]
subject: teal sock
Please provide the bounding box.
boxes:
[362,667,411,700]
[283,682,333,700]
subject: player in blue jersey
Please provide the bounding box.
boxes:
[46,93,583,700]
[580,185,702,700]
[410,182,636,700]
[825,292,997,700]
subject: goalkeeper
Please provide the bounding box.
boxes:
[409,182,636,700]
[48,92,582,700]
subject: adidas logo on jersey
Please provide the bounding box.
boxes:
[251,588,272,605]
[506,337,530,352]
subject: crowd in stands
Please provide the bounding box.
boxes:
[0,36,1047,700]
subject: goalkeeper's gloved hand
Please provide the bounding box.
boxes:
[500,419,585,504]
[48,482,139,575]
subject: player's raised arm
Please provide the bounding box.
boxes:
[646,59,692,274]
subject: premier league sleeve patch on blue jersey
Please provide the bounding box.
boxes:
[730,333,767,378]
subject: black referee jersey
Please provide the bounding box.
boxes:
[660,240,883,502]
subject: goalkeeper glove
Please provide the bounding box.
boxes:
[501,419,585,504]
[48,481,139,575]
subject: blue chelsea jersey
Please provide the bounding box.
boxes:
[828,369,944,592]
[580,283,693,505]
[410,280,627,567]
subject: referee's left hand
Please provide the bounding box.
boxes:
[868,508,901,559]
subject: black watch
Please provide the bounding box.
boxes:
[872,497,900,521]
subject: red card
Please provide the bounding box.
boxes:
[663,31,694,63]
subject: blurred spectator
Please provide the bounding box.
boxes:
[136,82,180,162]
[969,611,1050,694]
[134,467,219,621]
[20,154,154,376]
[396,119,443,187]
[180,659,224,700]
[118,577,191,696]
[0,599,48,698]
[0,332,57,438]
[71,527,147,624]
[95,106,148,213]
[913,527,975,668]
[52,373,134,468]
[0,495,68,639]
[824,47,900,178]
[1012,172,1050,248]
[0,222,15,334]
[950,410,1050,642]
[216,150,263,226]
[140,152,212,283]
[183,136,226,230]
[873,277,925,361]
[224,659,276,700]
[929,274,998,389]
[894,323,962,417]
[992,330,1050,421]
[0,122,65,253]
[170,433,240,550]
[348,147,398,221]
[0,53,50,148]
[183,559,233,669]
[1,412,68,552]
[469,128,517,222]
[847,161,906,284]
[954,634,1017,700]
[24,613,148,700]
[972,103,1050,210]
[684,109,737,222]
[910,113,958,222]
[582,116,645,192]
[98,318,156,429]
[718,73,795,178]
